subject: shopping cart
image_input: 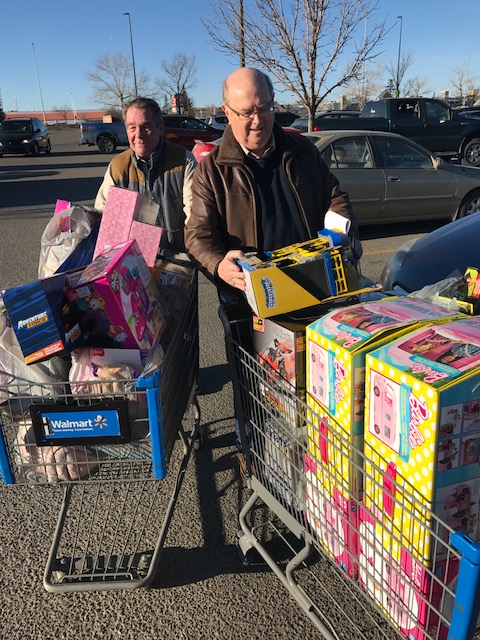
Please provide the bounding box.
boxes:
[220,306,480,640]
[0,269,200,593]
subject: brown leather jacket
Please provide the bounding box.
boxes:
[184,123,361,283]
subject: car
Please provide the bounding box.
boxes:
[274,111,298,127]
[380,212,480,293]
[162,115,220,150]
[0,117,51,156]
[302,130,480,226]
[191,138,221,163]
[292,111,361,132]
[202,115,228,130]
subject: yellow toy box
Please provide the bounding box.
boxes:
[238,235,378,318]
[306,297,459,498]
[364,315,480,566]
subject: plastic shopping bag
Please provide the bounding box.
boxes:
[38,204,101,278]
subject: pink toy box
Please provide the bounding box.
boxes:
[306,297,459,498]
[304,453,358,578]
[94,186,161,268]
[362,315,480,638]
[65,239,167,350]
[357,503,458,640]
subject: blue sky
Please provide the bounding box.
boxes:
[1,0,479,113]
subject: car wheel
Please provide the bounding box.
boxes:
[97,136,116,154]
[45,140,51,154]
[461,138,480,167]
[31,143,39,157]
[456,188,480,219]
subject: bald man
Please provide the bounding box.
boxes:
[185,67,362,297]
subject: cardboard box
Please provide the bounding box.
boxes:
[94,186,161,267]
[2,271,83,364]
[306,297,459,497]
[357,503,457,640]
[238,236,377,318]
[364,316,480,568]
[66,239,167,350]
[252,314,309,425]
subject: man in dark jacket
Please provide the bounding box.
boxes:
[184,67,362,293]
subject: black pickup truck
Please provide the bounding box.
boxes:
[300,98,480,166]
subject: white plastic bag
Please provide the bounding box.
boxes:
[38,204,101,278]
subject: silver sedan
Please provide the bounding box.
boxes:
[304,130,480,224]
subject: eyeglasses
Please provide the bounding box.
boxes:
[226,102,275,121]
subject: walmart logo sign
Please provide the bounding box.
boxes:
[41,409,122,441]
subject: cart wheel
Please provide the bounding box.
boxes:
[193,432,202,450]
[236,539,251,566]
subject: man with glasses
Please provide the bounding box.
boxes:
[185,67,361,293]
[185,67,362,471]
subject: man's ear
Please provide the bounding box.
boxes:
[222,105,231,122]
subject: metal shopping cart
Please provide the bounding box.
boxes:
[0,268,200,593]
[220,306,480,640]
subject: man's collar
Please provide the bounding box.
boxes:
[240,134,276,159]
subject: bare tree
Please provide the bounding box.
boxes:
[402,76,430,98]
[385,52,413,97]
[53,105,70,123]
[451,65,477,105]
[203,0,387,130]
[86,53,151,109]
[345,64,383,108]
[155,53,198,113]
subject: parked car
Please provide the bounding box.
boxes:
[202,115,228,130]
[274,111,298,127]
[292,111,361,132]
[303,130,480,225]
[80,115,219,153]
[0,117,51,156]
[380,212,480,293]
[191,138,221,163]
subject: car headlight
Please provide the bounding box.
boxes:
[22,138,30,144]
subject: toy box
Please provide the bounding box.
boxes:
[252,314,310,426]
[94,186,161,268]
[305,452,359,578]
[364,316,480,569]
[65,239,167,351]
[306,297,459,497]
[238,236,378,318]
[3,270,83,364]
[357,503,457,640]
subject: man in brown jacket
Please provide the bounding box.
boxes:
[184,67,362,298]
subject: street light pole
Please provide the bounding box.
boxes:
[32,42,47,123]
[69,92,77,123]
[238,0,245,67]
[396,16,403,98]
[123,12,138,98]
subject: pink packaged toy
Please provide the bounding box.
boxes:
[94,186,161,267]
[66,239,167,350]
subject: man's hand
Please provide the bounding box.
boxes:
[217,250,246,290]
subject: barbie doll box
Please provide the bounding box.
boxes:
[66,239,167,351]
[364,315,480,565]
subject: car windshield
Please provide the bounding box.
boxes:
[1,121,32,133]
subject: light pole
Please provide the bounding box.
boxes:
[123,12,138,97]
[32,42,47,123]
[69,92,77,123]
[13,96,18,111]
[238,0,245,67]
[396,16,403,98]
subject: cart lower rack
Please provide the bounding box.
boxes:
[221,307,480,640]
[0,269,200,593]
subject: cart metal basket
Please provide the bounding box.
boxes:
[221,307,480,640]
[0,269,200,593]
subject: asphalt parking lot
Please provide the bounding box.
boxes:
[0,127,443,640]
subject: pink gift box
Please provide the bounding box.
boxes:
[94,187,161,267]
[66,239,167,350]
